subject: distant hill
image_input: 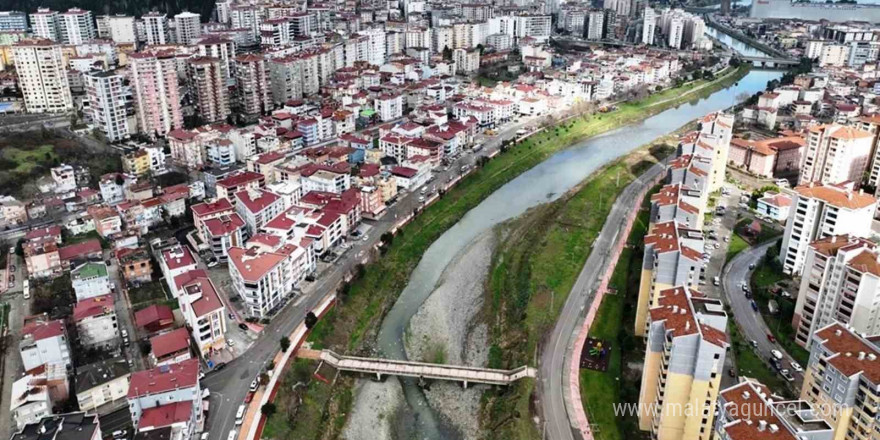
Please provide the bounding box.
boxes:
[0,0,214,21]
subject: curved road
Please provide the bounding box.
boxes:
[539,160,665,440]
[721,238,803,390]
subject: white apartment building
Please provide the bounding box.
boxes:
[780,183,877,275]
[453,48,480,74]
[587,10,605,40]
[158,245,199,298]
[361,27,387,66]
[799,124,873,186]
[375,92,403,122]
[71,261,111,301]
[73,295,118,350]
[76,358,131,412]
[59,8,96,45]
[174,271,227,357]
[20,316,71,371]
[228,245,301,317]
[11,376,51,430]
[792,235,880,348]
[235,189,284,236]
[85,70,129,142]
[174,11,202,45]
[30,9,60,41]
[50,164,76,193]
[127,358,200,428]
[642,7,657,45]
[235,54,272,119]
[142,13,168,45]
[13,40,72,113]
[105,15,136,44]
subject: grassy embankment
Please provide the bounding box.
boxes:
[260,64,750,440]
[480,142,673,440]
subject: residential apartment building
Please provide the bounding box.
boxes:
[235,189,284,236]
[20,315,71,371]
[59,8,95,45]
[129,52,184,138]
[792,235,880,348]
[13,40,72,113]
[142,12,168,45]
[800,323,880,440]
[780,183,877,275]
[174,271,227,357]
[84,71,129,142]
[192,198,235,242]
[235,54,272,120]
[11,413,101,440]
[650,183,704,229]
[174,11,202,45]
[799,124,873,186]
[375,92,403,122]
[75,358,130,412]
[72,295,118,350]
[188,56,231,124]
[204,214,245,261]
[714,378,833,440]
[30,9,60,41]
[71,261,111,300]
[148,327,191,366]
[643,7,657,45]
[638,286,728,440]
[126,358,200,431]
[634,221,706,336]
[228,245,300,318]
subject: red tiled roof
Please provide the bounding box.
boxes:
[72,295,114,321]
[204,214,245,236]
[137,401,194,430]
[149,327,190,359]
[235,189,280,214]
[227,247,286,283]
[58,239,102,262]
[128,358,199,398]
[135,304,174,329]
[162,246,196,271]
[22,318,65,341]
[390,166,418,178]
[192,198,233,217]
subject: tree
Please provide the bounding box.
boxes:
[259,373,270,386]
[115,174,125,186]
[140,340,152,356]
[442,46,453,60]
[305,312,318,329]
[261,403,277,417]
[280,336,291,352]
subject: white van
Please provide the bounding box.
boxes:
[227,430,237,440]
[235,405,246,425]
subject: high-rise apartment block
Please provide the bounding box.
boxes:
[85,71,130,142]
[13,40,72,113]
[638,286,728,440]
[129,51,184,138]
[792,235,880,348]
[799,124,873,186]
[187,56,231,124]
[174,11,202,45]
[142,12,169,45]
[779,182,877,275]
[59,8,96,45]
[235,54,272,120]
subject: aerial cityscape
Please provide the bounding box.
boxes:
[0,0,879,439]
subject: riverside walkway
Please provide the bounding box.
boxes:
[301,349,537,387]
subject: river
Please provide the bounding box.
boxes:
[365,68,782,439]
[704,26,774,58]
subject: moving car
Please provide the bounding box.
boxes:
[771,350,783,360]
[767,333,776,343]
[790,361,802,372]
[713,276,720,286]
[780,369,795,382]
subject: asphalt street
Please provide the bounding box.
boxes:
[722,238,803,391]
[539,159,665,440]
[201,115,541,440]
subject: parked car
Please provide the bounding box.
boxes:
[749,263,756,270]
[245,391,255,403]
[713,276,720,286]
[751,300,758,311]
[767,333,776,343]
[750,340,759,349]
[112,430,126,438]
[362,235,369,242]
[250,379,258,392]
[780,369,795,382]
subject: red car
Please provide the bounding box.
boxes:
[244,391,255,403]
[767,334,776,343]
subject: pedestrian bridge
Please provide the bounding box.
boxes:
[740,56,800,69]
[308,349,537,387]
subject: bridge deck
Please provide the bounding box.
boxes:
[319,350,536,385]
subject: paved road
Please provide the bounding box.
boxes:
[0,252,28,440]
[722,238,803,391]
[201,115,543,440]
[539,160,665,440]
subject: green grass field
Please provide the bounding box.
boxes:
[269,65,751,440]
[725,234,749,262]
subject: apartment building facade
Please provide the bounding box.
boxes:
[129,52,184,138]
[780,183,877,275]
[799,124,873,186]
[13,40,72,113]
[188,56,231,124]
[84,70,130,142]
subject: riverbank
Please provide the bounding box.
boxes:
[480,138,674,440]
[265,64,750,440]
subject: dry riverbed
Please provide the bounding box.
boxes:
[343,232,497,440]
